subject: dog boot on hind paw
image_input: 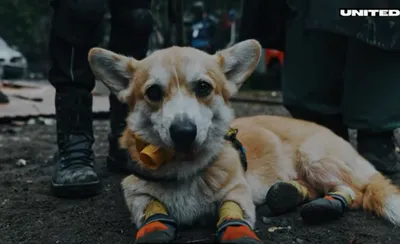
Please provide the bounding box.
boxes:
[266,181,308,215]
[216,218,262,244]
[300,193,349,224]
[134,214,177,244]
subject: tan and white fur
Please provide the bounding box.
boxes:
[88,40,400,230]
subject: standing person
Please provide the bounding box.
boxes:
[240,0,400,175]
[187,1,217,53]
[49,0,154,198]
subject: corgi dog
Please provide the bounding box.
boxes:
[88,40,400,244]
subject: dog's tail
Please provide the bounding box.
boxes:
[362,171,400,226]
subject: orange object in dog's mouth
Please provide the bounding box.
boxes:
[134,135,174,170]
[134,134,202,169]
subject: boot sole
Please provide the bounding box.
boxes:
[51,180,102,199]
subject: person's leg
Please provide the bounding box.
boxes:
[48,0,106,197]
[106,0,153,172]
[282,8,349,140]
[342,40,400,174]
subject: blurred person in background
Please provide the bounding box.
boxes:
[48,0,154,198]
[240,0,400,175]
[186,1,217,53]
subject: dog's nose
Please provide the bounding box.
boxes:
[169,117,197,149]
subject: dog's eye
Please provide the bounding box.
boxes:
[145,85,164,102]
[194,81,213,97]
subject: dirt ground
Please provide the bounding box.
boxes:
[1,102,399,244]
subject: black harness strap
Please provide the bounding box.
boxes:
[224,128,248,172]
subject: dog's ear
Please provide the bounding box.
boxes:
[88,48,138,100]
[216,40,262,95]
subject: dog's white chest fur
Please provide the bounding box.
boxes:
[126,176,219,226]
[153,178,218,225]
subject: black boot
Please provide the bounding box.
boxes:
[358,130,400,175]
[106,93,131,173]
[0,90,9,104]
[51,91,101,198]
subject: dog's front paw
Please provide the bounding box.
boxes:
[216,218,262,244]
[134,214,177,244]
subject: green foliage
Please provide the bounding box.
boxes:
[0,0,51,71]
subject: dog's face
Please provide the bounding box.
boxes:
[88,40,261,176]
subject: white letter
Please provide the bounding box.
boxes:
[353,10,364,16]
[389,9,400,16]
[367,10,379,16]
[380,10,389,16]
[340,9,352,16]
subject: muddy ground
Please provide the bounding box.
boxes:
[1,102,399,244]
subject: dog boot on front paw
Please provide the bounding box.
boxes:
[300,193,349,225]
[134,214,177,244]
[216,218,262,244]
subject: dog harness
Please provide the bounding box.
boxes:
[126,127,248,182]
[224,128,248,172]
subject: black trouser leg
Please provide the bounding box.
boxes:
[342,40,400,174]
[107,0,152,58]
[281,3,349,141]
[106,0,153,172]
[282,0,400,174]
[49,0,106,197]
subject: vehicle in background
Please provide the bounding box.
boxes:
[0,37,28,79]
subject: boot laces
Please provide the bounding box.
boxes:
[59,134,94,169]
